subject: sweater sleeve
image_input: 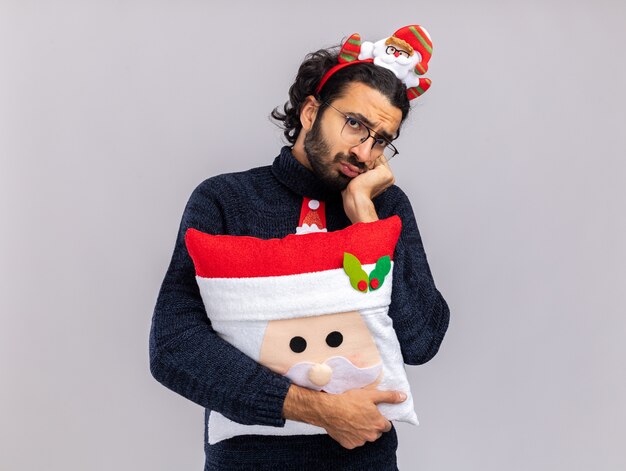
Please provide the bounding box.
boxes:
[149,180,291,426]
[383,187,451,365]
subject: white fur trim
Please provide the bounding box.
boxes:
[295,223,327,234]
[195,263,393,322]
[208,413,327,445]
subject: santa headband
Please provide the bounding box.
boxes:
[316,25,434,101]
[185,216,402,322]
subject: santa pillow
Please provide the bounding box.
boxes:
[185,215,419,444]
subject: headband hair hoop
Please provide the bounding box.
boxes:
[315,25,433,101]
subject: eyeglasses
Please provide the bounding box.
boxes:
[323,102,400,161]
[385,45,410,59]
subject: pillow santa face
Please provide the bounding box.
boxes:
[259,310,384,394]
[184,215,419,444]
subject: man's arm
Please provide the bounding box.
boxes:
[341,157,450,365]
[149,181,291,426]
[383,186,450,365]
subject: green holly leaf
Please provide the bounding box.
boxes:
[343,252,369,292]
[368,256,391,290]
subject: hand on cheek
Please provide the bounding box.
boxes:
[341,156,395,223]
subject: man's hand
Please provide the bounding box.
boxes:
[282,384,407,449]
[341,155,395,223]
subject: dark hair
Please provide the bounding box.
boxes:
[271,45,411,144]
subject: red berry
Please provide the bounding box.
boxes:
[357,280,367,291]
[370,278,379,289]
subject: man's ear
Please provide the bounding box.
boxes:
[299,95,320,132]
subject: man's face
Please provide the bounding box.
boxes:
[303,82,403,191]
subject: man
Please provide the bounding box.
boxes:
[150,29,449,470]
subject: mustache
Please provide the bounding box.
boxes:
[284,356,383,394]
[374,45,415,66]
[382,54,413,66]
[333,153,368,172]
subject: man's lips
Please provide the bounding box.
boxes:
[339,162,364,178]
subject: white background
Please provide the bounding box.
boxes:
[1,1,625,470]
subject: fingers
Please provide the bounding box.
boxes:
[324,389,401,449]
[360,155,394,200]
[365,431,383,443]
[376,154,390,167]
[382,419,392,433]
[370,154,390,171]
[349,419,391,447]
[374,155,394,180]
[371,390,407,405]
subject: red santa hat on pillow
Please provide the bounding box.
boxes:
[184,216,402,361]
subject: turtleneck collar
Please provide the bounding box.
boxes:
[271,146,343,202]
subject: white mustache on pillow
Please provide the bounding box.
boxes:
[285,355,382,394]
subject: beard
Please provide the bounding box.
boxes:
[303,111,367,192]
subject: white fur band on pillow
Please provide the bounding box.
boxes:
[195,263,390,322]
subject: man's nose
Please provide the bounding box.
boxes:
[394,51,400,57]
[350,138,376,165]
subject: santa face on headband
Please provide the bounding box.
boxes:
[359,36,422,89]
[258,311,383,394]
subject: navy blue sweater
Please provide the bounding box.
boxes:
[149,146,450,470]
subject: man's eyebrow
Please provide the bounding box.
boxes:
[346,111,396,141]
